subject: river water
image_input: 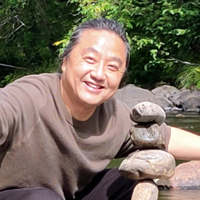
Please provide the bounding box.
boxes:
[159,111,200,200]
[165,112,200,135]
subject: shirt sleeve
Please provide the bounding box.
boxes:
[0,76,45,156]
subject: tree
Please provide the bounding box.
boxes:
[57,0,200,89]
[2,0,200,89]
[0,0,79,86]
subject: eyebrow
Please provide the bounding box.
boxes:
[106,57,123,67]
[82,47,99,55]
[82,47,123,66]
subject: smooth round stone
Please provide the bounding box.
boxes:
[131,180,159,200]
[130,102,166,126]
[119,150,175,180]
[130,123,166,150]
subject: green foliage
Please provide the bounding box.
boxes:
[1,58,60,86]
[55,0,136,54]
[1,0,200,89]
[54,0,200,88]
[0,0,78,86]
[178,66,200,90]
[126,0,200,87]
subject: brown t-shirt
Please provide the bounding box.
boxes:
[0,73,171,199]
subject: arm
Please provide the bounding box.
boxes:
[0,77,44,150]
[167,127,200,160]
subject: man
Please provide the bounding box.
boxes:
[0,18,200,200]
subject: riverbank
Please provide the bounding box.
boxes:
[115,84,200,113]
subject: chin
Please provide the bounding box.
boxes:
[80,98,103,107]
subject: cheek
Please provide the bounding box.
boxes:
[107,73,123,88]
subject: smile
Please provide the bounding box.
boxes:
[85,81,104,89]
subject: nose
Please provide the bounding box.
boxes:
[90,63,105,82]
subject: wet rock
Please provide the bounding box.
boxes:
[130,102,166,126]
[130,123,165,150]
[119,150,175,180]
[131,180,159,200]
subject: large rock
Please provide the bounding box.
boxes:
[151,85,180,100]
[152,86,200,112]
[156,161,200,190]
[169,88,190,105]
[172,89,200,112]
[151,95,174,111]
[114,84,173,110]
[115,84,200,112]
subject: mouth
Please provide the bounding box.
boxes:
[84,81,104,89]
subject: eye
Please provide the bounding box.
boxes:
[108,64,119,71]
[84,56,96,64]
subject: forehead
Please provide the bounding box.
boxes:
[79,29,124,44]
[76,29,126,57]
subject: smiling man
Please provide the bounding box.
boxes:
[0,18,200,200]
[60,29,126,120]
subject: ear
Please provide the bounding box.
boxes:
[61,57,68,72]
[61,63,65,72]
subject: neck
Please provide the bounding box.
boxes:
[60,81,96,121]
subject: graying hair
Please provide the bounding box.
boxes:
[61,18,130,88]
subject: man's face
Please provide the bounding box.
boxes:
[61,29,126,109]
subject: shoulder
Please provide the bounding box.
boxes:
[14,73,60,87]
[3,73,60,95]
[1,73,60,109]
[103,97,131,115]
[99,97,132,127]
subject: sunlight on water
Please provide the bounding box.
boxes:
[165,112,200,135]
[159,190,200,200]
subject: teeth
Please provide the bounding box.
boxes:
[87,82,101,89]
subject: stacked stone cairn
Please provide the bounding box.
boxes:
[118,102,176,200]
